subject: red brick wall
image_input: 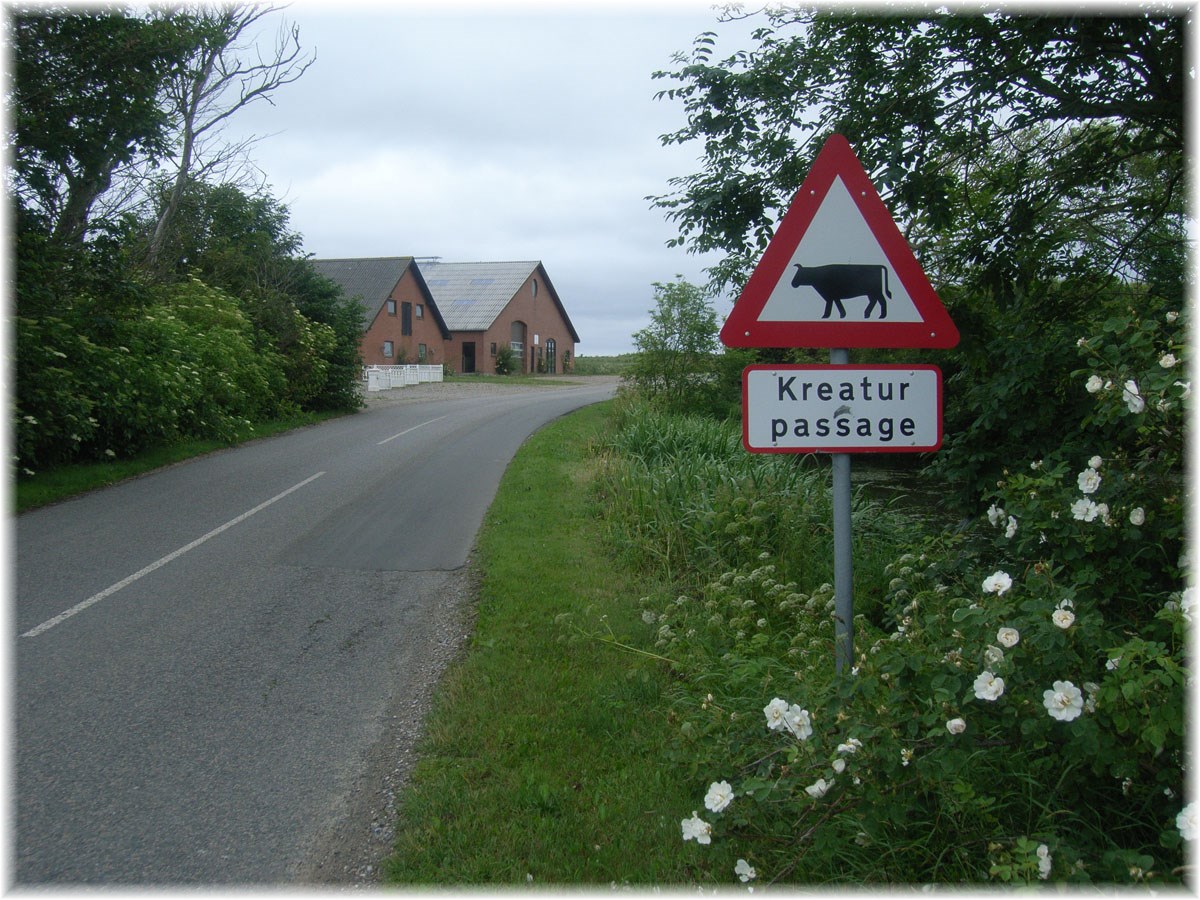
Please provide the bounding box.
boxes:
[359,267,447,367]
[450,269,577,374]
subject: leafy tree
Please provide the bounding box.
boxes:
[650,11,1186,505]
[9,6,204,242]
[630,278,726,415]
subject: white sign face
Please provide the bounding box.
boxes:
[757,176,924,324]
[742,365,942,454]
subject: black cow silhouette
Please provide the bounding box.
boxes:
[790,263,892,319]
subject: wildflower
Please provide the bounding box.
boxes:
[1129,507,1146,526]
[1043,680,1084,721]
[837,738,862,755]
[1088,455,1103,470]
[1177,803,1200,841]
[1037,844,1052,879]
[704,780,734,813]
[735,859,756,883]
[1052,608,1076,629]
[1085,374,1105,394]
[1123,380,1145,414]
[1077,467,1102,494]
[784,705,813,740]
[1160,353,1178,369]
[1030,459,1043,470]
[641,610,656,624]
[1005,516,1018,539]
[997,627,1020,648]
[806,777,834,798]
[982,571,1013,595]
[900,748,914,767]
[1181,587,1196,623]
[681,811,712,844]
[1167,310,1180,323]
[1106,656,1121,671]
[973,671,1005,701]
[984,645,1005,666]
[987,503,1006,526]
[1174,380,1191,400]
[946,717,966,735]
[832,758,846,774]
[1070,498,1099,522]
[764,698,789,732]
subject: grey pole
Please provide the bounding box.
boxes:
[830,347,853,674]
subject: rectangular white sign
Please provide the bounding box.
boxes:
[742,364,942,454]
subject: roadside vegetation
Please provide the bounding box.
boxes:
[387,10,1187,889]
[12,7,363,489]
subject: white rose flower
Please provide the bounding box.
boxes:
[735,859,756,883]
[946,717,966,735]
[1005,516,1018,539]
[1052,608,1076,629]
[997,627,1020,648]
[784,705,813,741]
[987,503,1006,526]
[984,645,1005,666]
[805,777,833,799]
[1043,680,1084,721]
[973,671,1005,701]
[1160,353,1178,369]
[764,698,789,732]
[1088,455,1103,470]
[982,571,1013,595]
[1177,802,1200,841]
[1123,379,1145,414]
[703,780,734,813]
[1037,843,1052,879]
[1085,374,1105,393]
[1077,467,1102,494]
[681,811,712,844]
[1129,507,1146,526]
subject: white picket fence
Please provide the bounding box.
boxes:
[363,365,444,391]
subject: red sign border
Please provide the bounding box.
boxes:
[741,363,944,454]
[720,134,959,349]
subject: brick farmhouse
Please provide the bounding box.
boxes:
[310,257,580,375]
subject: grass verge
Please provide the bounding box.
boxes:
[383,401,732,886]
[15,409,348,513]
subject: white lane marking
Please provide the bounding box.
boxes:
[377,415,449,445]
[21,472,327,639]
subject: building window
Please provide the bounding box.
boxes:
[383,340,394,358]
[531,278,538,297]
[416,304,424,319]
[418,343,427,361]
[490,342,497,356]
[386,299,396,315]
[401,302,413,336]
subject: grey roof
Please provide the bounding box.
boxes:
[419,260,541,332]
[309,256,452,338]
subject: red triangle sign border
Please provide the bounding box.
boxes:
[719,133,960,349]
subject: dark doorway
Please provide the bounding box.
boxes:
[546,338,557,374]
[462,342,476,374]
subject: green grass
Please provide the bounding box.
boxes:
[14,409,348,512]
[383,401,734,886]
[573,354,637,376]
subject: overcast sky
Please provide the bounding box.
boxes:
[221,2,761,356]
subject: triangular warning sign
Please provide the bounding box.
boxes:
[720,134,959,349]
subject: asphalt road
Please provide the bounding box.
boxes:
[15,378,617,884]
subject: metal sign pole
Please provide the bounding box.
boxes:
[830,347,853,674]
